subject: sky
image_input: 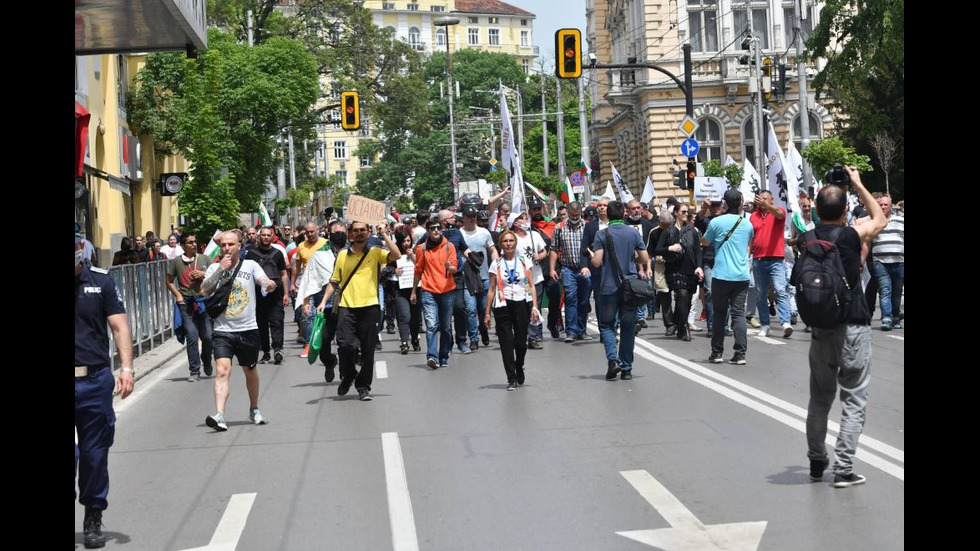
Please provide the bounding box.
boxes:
[519,0,588,71]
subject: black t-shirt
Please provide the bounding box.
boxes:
[245,246,287,282]
[805,225,870,325]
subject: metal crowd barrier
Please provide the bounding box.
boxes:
[108,260,174,367]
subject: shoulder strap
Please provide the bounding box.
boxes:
[720,216,743,246]
[335,246,373,303]
[604,229,627,285]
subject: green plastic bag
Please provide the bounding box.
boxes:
[307,311,325,365]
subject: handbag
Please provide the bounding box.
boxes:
[605,229,656,308]
[205,259,243,319]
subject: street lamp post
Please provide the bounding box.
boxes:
[434,16,461,204]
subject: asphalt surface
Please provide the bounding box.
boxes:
[75,311,905,550]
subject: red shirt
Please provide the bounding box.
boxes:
[531,218,556,239]
[750,207,786,258]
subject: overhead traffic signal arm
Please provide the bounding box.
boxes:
[341,91,360,131]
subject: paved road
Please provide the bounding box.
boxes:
[76,314,904,550]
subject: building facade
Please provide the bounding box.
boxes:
[586,0,829,201]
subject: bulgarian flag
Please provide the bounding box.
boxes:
[578,159,592,177]
[203,229,224,261]
[560,176,574,204]
[255,202,273,227]
[525,181,555,202]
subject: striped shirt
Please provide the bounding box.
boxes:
[873,214,904,263]
[550,219,586,269]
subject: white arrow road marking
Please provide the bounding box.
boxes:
[376,360,388,379]
[617,470,767,550]
[178,493,256,551]
[382,432,420,551]
[754,336,787,346]
[887,335,904,341]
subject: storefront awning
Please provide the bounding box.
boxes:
[74,0,207,55]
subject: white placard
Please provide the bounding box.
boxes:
[694,176,727,202]
[397,256,416,289]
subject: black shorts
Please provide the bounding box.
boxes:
[212,329,261,367]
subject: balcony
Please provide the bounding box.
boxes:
[75,0,208,54]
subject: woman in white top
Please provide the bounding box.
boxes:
[485,230,540,390]
[392,227,422,354]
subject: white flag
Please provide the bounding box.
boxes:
[640,176,656,204]
[766,122,800,214]
[499,86,525,214]
[609,162,634,203]
[740,159,761,204]
[601,181,616,200]
[724,155,737,167]
[785,139,808,192]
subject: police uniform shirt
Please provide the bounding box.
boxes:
[75,264,126,367]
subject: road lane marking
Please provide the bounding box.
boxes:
[178,493,256,551]
[382,432,420,551]
[115,356,187,416]
[376,361,388,379]
[887,335,904,341]
[617,470,767,550]
[590,323,904,480]
[754,336,787,345]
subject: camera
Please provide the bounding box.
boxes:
[824,164,851,186]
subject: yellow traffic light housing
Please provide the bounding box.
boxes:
[341,91,360,131]
[555,29,582,79]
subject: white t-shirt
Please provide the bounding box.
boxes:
[459,226,495,280]
[205,259,267,333]
[412,226,427,244]
[160,245,180,259]
[515,231,547,284]
[489,256,533,307]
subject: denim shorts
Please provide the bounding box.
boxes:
[212,329,261,367]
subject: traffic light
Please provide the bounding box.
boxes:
[686,162,696,190]
[674,169,687,190]
[555,29,582,79]
[762,58,772,101]
[340,91,360,131]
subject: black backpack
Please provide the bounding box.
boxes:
[790,226,851,329]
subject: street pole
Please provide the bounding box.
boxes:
[556,77,566,181]
[435,17,461,203]
[540,72,549,177]
[795,0,813,189]
[247,10,253,46]
[577,76,590,199]
[288,133,298,222]
[747,4,766,185]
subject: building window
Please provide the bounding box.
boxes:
[335,170,348,184]
[408,27,421,48]
[436,28,446,46]
[382,2,395,10]
[522,59,530,74]
[406,3,419,11]
[783,1,814,46]
[360,156,372,168]
[792,113,822,150]
[334,141,347,160]
[431,5,445,12]
[488,17,499,24]
[688,0,718,53]
[521,19,528,26]
[331,111,341,129]
[359,116,371,138]
[742,118,756,165]
[734,3,770,49]
[520,30,529,46]
[328,23,341,44]
[695,118,723,162]
[116,55,128,110]
[488,28,500,46]
[468,28,479,45]
[467,17,479,24]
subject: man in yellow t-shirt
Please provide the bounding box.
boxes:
[317,221,400,401]
[292,222,327,357]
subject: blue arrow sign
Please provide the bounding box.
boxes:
[680,139,700,158]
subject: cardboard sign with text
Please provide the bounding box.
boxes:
[345,194,387,226]
[694,177,727,202]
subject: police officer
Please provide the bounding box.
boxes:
[75,224,135,548]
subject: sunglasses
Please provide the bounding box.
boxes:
[428,226,441,231]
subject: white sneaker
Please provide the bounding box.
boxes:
[757,326,769,337]
[249,408,268,425]
[782,323,794,338]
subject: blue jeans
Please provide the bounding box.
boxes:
[703,265,714,331]
[561,267,592,337]
[462,279,489,344]
[753,257,791,326]
[596,292,637,371]
[421,290,454,363]
[178,300,213,374]
[873,261,904,322]
[529,282,544,342]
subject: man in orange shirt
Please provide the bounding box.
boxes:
[411,220,459,369]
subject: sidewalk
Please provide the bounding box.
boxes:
[111,336,185,397]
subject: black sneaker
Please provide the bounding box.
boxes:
[516,371,525,385]
[729,354,746,365]
[358,389,373,401]
[708,352,724,363]
[412,339,421,351]
[203,363,213,377]
[259,352,271,364]
[833,473,866,488]
[620,370,633,380]
[809,459,828,482]
[470,340,480,351]
[375,340,382,351]
[791,312,799,325]
[400,342,409,355]
[427,358,439,369]
[273,349,283,365]
[386,326,396,334]
[605,360,621,380]
[665,326,677,336]
[549,324,560,338]
[83,507,105,549]
[507,382,518,391]
[480,329,490,346]
[323,354,337,383]
[337,376,354,396]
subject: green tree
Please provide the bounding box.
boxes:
[702,160,743,189]
[808,0,903,196]
[800,136,873,178]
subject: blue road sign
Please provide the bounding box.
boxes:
[680,138,700,158]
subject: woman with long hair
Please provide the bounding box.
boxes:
[393,226,422,354]
[655,203,704,342]
[485,230,539,390]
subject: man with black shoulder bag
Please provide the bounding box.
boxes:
[590,201,651,381]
